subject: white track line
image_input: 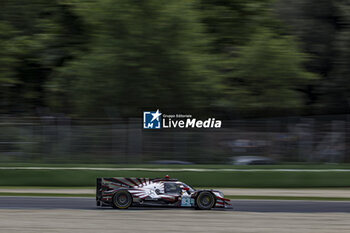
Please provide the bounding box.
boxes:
[0,167,349,172]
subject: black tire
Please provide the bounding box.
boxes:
[195,191,215,210]
[112,190,132,209]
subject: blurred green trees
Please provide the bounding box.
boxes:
[222,30,316,116]
[200,0,316,116]
[324,1,350,113]
[0,0,86,113]
[276,0,350,114]
[47,0,213,116]
[0,0,348,117]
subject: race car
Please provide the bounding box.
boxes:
[96,175,231,210]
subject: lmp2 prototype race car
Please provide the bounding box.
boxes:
[96,176,231,210]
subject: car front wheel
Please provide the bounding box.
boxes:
[195,191,215,210]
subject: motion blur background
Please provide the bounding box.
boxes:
[1,0,350,165]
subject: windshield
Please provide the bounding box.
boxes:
[164,183,182,194]
[182,183,195,191]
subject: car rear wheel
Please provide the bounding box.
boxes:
[196,191,215,210]
[112,190,132,209]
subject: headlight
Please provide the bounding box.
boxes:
[214,191,224,198]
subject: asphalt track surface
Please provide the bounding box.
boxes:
[0,196,349,213]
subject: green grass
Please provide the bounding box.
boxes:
[1,163,350,169]
[0,193,94,197]
[0,192,349,201]
[1,186,349,190]
[0,167,349,188]
[0,186,95,189]
[225,195,350,201]
[0,186,96,191]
